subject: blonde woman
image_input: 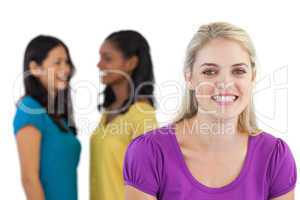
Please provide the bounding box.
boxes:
[123,22,297,200]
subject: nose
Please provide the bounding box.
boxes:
[215,72,234,91]
[97,59,104,70]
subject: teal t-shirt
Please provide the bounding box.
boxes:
[13,96,81,200]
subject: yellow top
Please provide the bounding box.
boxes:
[90,101,158,200]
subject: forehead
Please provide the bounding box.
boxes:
[99,41,118,54]
[194,38,250,66]
[47,45,67,59]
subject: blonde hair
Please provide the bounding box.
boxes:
[173,22,260,135]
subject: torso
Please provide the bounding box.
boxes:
[14,96,81,200]
[90,100,157,200]
[125,124,293,200]
[174,120,249,188]
[104,99,150,126]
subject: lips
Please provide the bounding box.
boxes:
[56,73,69,81]
[211,94,239,104]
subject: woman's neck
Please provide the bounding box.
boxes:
[109,80,130,109]
[180,114,245,151]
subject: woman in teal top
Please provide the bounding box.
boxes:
[13,35,81,200]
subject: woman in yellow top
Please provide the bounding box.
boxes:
[90,30,158,200]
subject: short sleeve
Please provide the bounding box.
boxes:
[268,139,297,199]
[128,102,158,139]
[123,134,163,197]
[13,96,46,135]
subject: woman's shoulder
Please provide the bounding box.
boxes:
[254,132,297,197]
[128,100,155,113]
[251,131,287,148]
[127,124,174,153]
[251,131,294,162]
[124,125,170,196]
[13,96,46,134]
[16,95,44,110]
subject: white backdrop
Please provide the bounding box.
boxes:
[0,0,298,199]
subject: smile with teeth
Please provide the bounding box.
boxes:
[56,75,68,82]
[211,95,238,104]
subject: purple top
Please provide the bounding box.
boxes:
[123,124,297,200]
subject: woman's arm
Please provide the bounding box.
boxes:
[125,185,157,200]
[16,126,45,200]
[271,190,294,200]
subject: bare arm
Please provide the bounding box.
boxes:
[271,190,294,200]
[125,185,157,200]
[16,126,45,200]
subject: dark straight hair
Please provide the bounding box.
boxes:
[98,30,156,113]
[22,35,77,134]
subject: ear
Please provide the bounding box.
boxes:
[184,69,194,90]
[125,55,138,72]
[29,61,42,77]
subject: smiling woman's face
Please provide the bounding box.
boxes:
[30,45,72,94]
[186,38,255,120]
[97,41,136,86]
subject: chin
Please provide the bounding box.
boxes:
[101,78,119,86]
[208,109,239,120]
[56,84,68,91]
[100,77,112,85]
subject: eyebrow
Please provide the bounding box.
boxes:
[200,62,249,68]
[54,57,67,61]
[100,51,111,56]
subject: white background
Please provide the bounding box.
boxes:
[0,0,299,199]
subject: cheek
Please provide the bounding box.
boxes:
[47,69,62,87]
[193,80,215,97]
[107,56,125,68]
[193,82,215,105]
[40,69,55,84]
[105,60,130,80]
[236,81,253,106]
[237,80,252,95]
